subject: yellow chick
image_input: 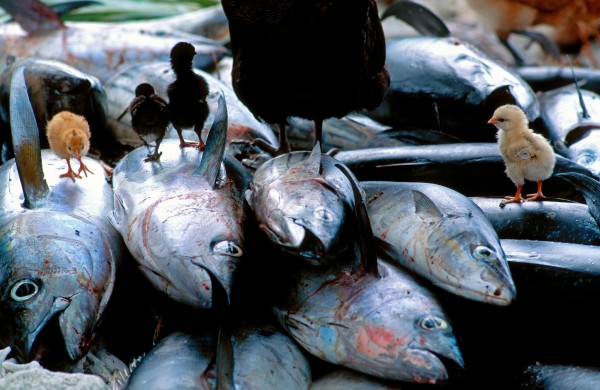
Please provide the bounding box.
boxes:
[46,111,94,182]
[488,104,556,204]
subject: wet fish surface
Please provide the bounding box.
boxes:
[362,181,516,305]
[471,197,600,245]
[246,145,354,265]
[368,36,539,142]
[0,66,122,365]
[110,95,251,309]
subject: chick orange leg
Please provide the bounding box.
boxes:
[175,127,201,149]
[77,158,94,178]
[525,180,545,201]
[504,184,525,203]
[60,157,82,182]
[193,125,206,151]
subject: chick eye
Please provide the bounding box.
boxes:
[420,315,447,330]
[67,145,72,151]
[473,245,496,261]
[314,207,333,222]
[498,118,505,122]
[10,279,40,302]
[213,240,243,257]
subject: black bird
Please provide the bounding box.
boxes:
[167,41,210,150]
[118,83,169,162]
[221,0,390,155]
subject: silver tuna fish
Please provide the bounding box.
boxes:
[126,321,311,390]
[0,0,227,83]
[362,181,516,305]
[273,163,463,384]
[246,144,354,265]
[109,93,251,309]
[0,66,121,363]
[539,84,600,176]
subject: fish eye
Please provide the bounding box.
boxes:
[576,153,595,167]
[420,315,447,330]
[213,240,243,257]
[10,279,40,302]
[314,207,333,222]
[473,245,495,261]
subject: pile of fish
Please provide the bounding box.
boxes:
[1,1,600,389]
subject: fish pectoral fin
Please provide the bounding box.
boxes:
[285,313,316,333]
[412,190,443,221]
[374,237,404,266]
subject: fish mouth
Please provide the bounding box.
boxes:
[404,346,464,384]
[25,297,71,365]
[261,220,325,263]
[25,297,70,358]
[479,267,517,306]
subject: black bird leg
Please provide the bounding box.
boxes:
[144,136,163,162]
[251,121,290,156]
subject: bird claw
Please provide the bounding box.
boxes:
[60,170,82,182]
[144,151,162,162]
[502,195,525,205]
[525,193,545,201]
[178,141,205,150]
[78,162,94,178]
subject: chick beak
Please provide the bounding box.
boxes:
[487,118,497,125]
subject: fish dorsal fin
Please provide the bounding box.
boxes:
[286,142,322,179]
[195,91,227,188]
[412,190,443,221]
[10,65,49,209]
[335,163,379,277]
[0,0,64,34]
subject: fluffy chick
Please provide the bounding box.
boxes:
[488,104,556,204]
[46,111,93,182]
[167,42,210,150]
[119,83,170,162]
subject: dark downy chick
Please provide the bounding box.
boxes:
[119,83,170,162]
[221,0,390,155]
[46,111,94,182]
[167,42,210,150]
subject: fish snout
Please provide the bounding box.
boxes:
[480,267,517,305]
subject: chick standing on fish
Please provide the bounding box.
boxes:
[119,82,170,162]
[488,104,556,204]
[167,41,210,149]
[46,111,94,182]
[221,0,390,155]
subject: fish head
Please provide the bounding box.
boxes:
[0,211,115,363]
[133,191,244,308]
[426,217,516,305]
[276,262,463,384]
[251,179,347,264]
[566,131,600,176]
